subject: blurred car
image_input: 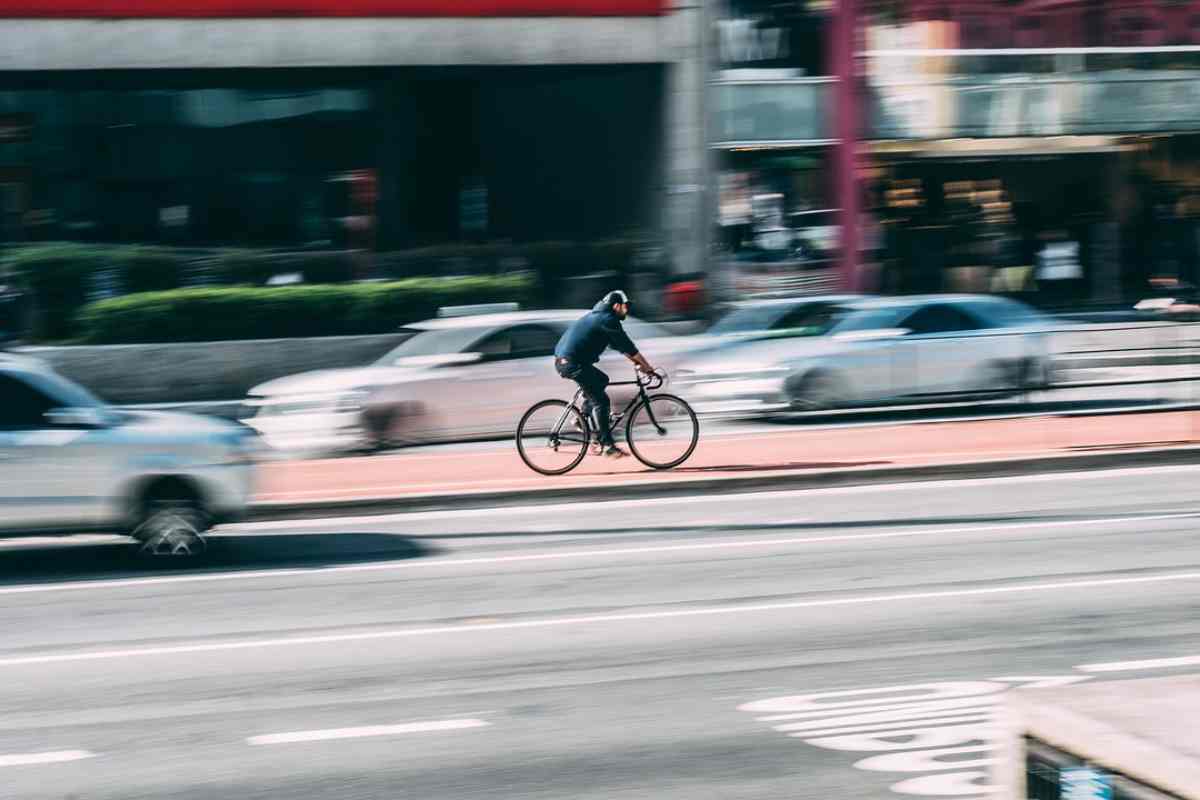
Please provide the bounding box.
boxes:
[697,295,865,347]
[674,295,1055,415]
[0,353,257,554]
[244,310,683,454]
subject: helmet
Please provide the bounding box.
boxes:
[602,290,630,308]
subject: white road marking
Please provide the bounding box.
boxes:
[0,750,96,767]
[2,570,1199,668]
[237,462,1200,532]
[3,512,1196,597]
[1077,654,1200,673]
[247,718,489,746]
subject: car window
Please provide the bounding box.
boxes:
[375,327,490,364]
[774,303,838,332]
[900,305,981,336]
[0,373,59,430]
[708,305,791,336]
[508,325,561,358]
[473,329,513,357]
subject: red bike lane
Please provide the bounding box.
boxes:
[254,410,1200,505]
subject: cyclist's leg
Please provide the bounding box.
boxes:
[574,365,613,446]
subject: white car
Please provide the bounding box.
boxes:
[0,354,257,555]
[244,310,686,454]
[675,295,1055,415]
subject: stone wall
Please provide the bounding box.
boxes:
[19,333,411,405]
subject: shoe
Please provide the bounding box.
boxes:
[591,442,604,456]
[604,445,629,459]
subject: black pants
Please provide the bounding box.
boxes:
[556,359,613,446]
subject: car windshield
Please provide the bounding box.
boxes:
[29,368,107,409]
[708,305,793,336]
[374,327,490,364]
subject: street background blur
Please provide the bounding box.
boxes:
[4,3,1200,800]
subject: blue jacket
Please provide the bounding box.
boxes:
[554,300,639,365]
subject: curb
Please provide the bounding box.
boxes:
[247,443,1200,522]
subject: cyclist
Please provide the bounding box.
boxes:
[554,290,656,459]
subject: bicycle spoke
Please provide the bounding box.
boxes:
[626,394,698,470]
[517,400,590,475]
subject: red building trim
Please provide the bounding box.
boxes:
[0,0,667,17]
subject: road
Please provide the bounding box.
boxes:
[3,465,1200,798]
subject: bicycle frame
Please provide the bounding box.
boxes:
[551,370,668,443]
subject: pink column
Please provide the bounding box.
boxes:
[832,0,860,291]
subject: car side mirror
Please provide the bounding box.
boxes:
[45,407,109,429]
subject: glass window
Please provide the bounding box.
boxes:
[901,305,981,336]
[0,373,58,429]
[474,329,513,357]
[375,327,490,364]
[509,325,560,358]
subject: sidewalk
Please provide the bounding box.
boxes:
[254,409,1200,510]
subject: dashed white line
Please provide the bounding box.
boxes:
[0,750,96,767]
[1077,654,1200,673]
[1,512,1195,597]
[247,718,490,746]
[2,570,1199,669]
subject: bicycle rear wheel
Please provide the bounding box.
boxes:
[625,393,699,470]
[516,400,591,475]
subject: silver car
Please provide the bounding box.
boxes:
[0,354,257,554]
[244,310,682,454]
[675,295,1055,415]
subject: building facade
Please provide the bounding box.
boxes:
[0,0,709,278]
[715,0,1200,304]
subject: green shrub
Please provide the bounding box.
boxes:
[4,243,104,341]
[118,246,185,294]
[76,275,538,344]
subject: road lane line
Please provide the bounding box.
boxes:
[2,570,1199,669]
[247,718,490,745]
[2,512,1196,597]
[0,750,95,767]
[1077,654,1200,673]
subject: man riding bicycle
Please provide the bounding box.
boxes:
[554,290,656,459]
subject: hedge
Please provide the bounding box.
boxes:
[5,238,651,340]
[75,275,538,344]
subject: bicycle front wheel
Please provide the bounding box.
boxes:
[625,393,699,470]
[516,400,591,475]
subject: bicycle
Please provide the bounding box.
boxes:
[516,368,700,475]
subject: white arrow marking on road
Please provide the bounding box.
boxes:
[0,750,96,767]
[1077,654,1200,673]
[2,570,1200,668]
[247,718,490,745]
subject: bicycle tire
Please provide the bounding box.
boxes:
[625,393,699,470]
[516,399,591,475]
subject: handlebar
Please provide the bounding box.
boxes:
[637,368,668,390]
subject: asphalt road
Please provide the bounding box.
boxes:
[4,465,1200,799]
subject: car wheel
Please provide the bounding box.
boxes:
[788,371,845,412]
[132,480,209,558]
[973,361,1017,397]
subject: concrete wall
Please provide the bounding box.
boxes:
[0,18,673,70]
[19,333,411,405]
